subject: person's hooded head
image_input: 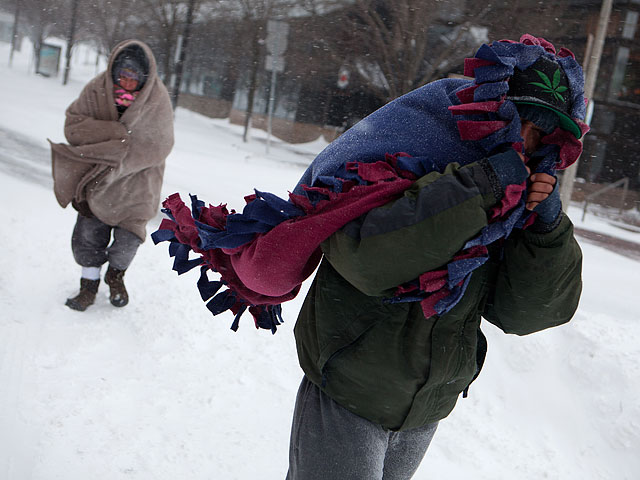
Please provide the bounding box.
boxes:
[111,44,149,92]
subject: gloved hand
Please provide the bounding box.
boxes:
[526,173,560,219]
[486,149,530,191]
[529,175,562,231]
[533,183,561,223]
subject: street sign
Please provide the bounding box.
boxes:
[266,20,289,56]
[265,54,285,73]
[267,19,289,35]
[36,44,62,77]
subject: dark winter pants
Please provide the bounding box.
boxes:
[286,376,438,480]
[71,214,142,271]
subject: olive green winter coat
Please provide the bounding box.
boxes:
[293,159,582,431]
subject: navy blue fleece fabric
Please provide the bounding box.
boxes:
[533,181,561,224]
[487,150,529,191]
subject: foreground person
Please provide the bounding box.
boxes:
[153,35,588,479]
[50,39,174,311]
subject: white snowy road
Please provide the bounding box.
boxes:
[0,127,52,187]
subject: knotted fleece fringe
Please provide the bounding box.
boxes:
[152,157,414,333]
[153,35,588,333]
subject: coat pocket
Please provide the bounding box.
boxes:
[317,316,380,388]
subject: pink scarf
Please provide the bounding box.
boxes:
[114,87,138,107]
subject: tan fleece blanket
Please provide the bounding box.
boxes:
[50,39,174,240]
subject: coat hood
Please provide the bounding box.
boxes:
[107,39,158,94]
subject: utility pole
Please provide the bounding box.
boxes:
[171,0,196,110]
[560,0,613,209]
[265,20,288,153]
[62,0,79,85]
[8,0,21,67]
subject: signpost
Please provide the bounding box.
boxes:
[265,20,288,153]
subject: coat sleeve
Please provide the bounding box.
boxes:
[482,214,583,335]
[322,159,504,297]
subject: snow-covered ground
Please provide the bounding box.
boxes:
[1,40,639,480]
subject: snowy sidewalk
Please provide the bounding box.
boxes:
[574,226,640,261]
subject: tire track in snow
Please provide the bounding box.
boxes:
[0,127,52,188]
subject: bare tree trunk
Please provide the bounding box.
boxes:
[9,0,21,67]
[243,22,262,143]
[33,29,43,74]
[171,0,196,109]
[162,34,175,86]
[62,0,79,85]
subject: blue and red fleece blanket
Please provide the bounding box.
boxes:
[152,35,588,333]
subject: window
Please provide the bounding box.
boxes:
[622,10,638,39]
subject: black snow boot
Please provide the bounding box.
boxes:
[104,266,129,307]
[65,278,100,311]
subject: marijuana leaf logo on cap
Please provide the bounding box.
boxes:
[529,69,568,102]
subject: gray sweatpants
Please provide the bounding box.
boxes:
[71,214,142,271]
[286,377,438,480]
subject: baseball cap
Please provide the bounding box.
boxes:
[507,55,582,139]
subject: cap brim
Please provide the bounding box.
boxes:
[511,100,583,139]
